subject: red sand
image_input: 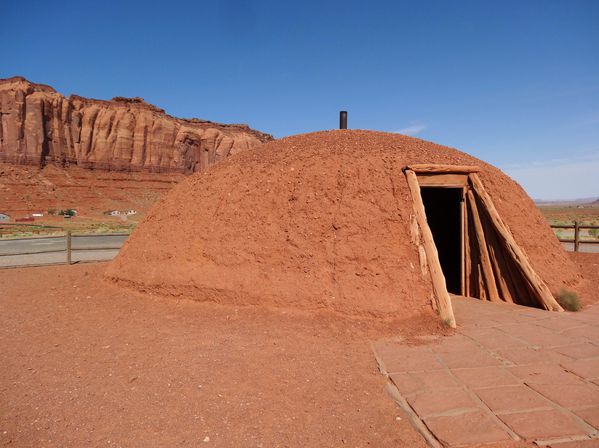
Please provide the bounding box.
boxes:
[106,130,582,319]
[569,252,599,307]
[0,263,443,447]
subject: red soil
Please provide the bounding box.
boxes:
[107,130,582,319]
[568,252,599,306]
[0,162,184,222]
[0,263,443,447]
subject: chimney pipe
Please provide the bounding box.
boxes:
[339,111,347,130]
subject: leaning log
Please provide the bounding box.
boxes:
[405,170,457,327]
[466,191,501,302]
[469,174,563,311]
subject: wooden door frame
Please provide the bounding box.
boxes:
[404,164,563,316]
[414,173,468,296]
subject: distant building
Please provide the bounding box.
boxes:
[0,213,10,221]
[125,209,138,215]
[15,216,34,222]
[32,213,44,217]
[104,210,121,216]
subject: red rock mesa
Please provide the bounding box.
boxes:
[0,76,272,173]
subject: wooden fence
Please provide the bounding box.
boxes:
[550,222,599,252]
[0,231,130,267]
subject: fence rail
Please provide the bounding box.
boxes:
[550,221,599,252]
[0,231,130,267]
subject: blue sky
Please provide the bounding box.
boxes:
[1,0,598,199]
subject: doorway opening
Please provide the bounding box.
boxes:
[404,164,563,328]
[421,187,463,295]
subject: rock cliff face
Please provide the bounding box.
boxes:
[0,77,273,173]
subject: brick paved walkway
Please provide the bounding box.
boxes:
[373,297,599,447]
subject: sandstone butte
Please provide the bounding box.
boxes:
[0,76,273,173]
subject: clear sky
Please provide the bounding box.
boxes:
[2,0,598,199]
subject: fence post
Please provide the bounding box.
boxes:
[574,221,580,252]
[66,230,72,265]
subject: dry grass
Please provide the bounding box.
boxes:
[557,289,582,312]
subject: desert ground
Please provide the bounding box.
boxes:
[1,252,598,447]
[2,163,597,244]
[0,262,444,448]
[537,204,599,226]
[2,161,599,446]
[0,163,184,236]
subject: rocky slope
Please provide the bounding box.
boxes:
[0,77,272,173]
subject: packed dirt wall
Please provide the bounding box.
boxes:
[106,130,584,319]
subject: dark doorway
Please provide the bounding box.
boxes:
[421,187,463,294]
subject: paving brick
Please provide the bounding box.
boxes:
[488,313,535,326]
[461,327,526,350]
[509,364,584,385]
[381,351,444,373]
[498,409,588,440]
[475,385,552,414]
[389,369,458,396]
[563,326,599,342]
[546,439,599,447]
[424,411,512,446]
[561,359,599,380]
[388,372,421,396]
[569,313,599,326]
[439,349,503,369]
[372,340,422,359]
[373,342,446,373]
[574,407,599,429]
[496,347,569,365]
[554,344,599,360]
[451,366,521,389]
[406,387,480,418]
[494,324,578,348]
[528,383,599,409]
[429,335,481,354]
[534,317,589,333]
[376,296,599,447]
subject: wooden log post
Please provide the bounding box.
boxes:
[466,191,501,302]
[66,230,72,265]
[477,264,487,301]
[463,189,471,297]
[481,217,515,304]
[405,169,456,328]
[574,221,580,252]
[469,174,563,311]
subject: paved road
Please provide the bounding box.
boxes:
[0,234,128,267]
[0,235,595,268]
[561,242,599,253]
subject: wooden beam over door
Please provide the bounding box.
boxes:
[416,173,469,188]
[405,164,480,174]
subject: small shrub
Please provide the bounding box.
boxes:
[557,289,581,312]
